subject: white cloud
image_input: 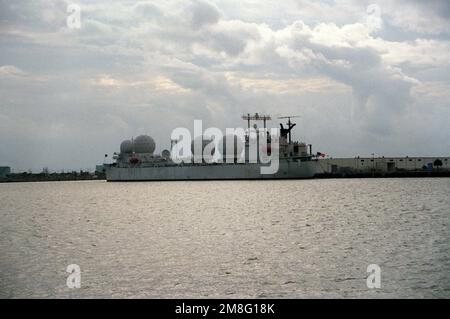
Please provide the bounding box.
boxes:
[189,0,222,29]
[0,65,27,77]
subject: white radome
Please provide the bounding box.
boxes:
[133,135,156,154]
[120,140,133,153]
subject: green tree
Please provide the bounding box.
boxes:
[434,159,443,170]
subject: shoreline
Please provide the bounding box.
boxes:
[0,172,106,183]
[1,171,449,183]
[314,171,450,179]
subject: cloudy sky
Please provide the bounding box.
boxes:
[0,0,449,171]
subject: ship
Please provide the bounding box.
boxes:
[104,114,323,181]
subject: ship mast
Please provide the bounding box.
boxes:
[277,115,300,144]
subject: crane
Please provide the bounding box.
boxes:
[242,113,272,130]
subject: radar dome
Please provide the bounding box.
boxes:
[120,140,133,153]
[133,135,156,154]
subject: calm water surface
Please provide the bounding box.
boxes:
[1,178,449,298]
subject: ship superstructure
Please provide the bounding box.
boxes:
[104,114,323,181]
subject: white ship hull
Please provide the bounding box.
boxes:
[105,159,322,181]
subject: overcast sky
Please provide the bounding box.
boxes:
[1,0,449,172]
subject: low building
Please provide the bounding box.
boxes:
[0,166,11,178]
[319,157,450,174]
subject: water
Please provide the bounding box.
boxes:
[1,178,449,298]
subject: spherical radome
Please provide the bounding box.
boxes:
[134,135,156,154]
[120,140,133,153]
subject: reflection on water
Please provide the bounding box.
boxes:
[1,178,449,298]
